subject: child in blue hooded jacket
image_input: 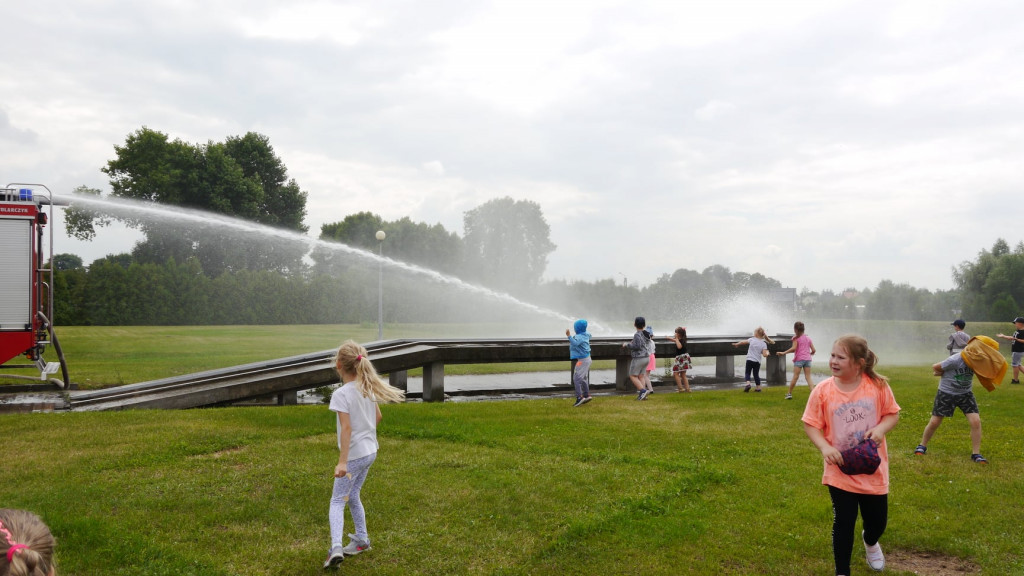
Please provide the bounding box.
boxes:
[567,319,593,407]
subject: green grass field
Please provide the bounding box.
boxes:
[2,322,1022,574]
[3,363,1023,575]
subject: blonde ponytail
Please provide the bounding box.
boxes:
[333,340,405,404]
[0,509,55,576]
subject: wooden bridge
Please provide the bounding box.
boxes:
[68,335,793,411]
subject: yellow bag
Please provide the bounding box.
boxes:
[960,336,1007,392]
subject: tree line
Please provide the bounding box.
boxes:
[49,251,973,327]
[48,128,1018,326]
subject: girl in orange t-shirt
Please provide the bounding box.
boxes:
[802,335,900,576]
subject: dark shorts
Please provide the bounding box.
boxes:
[932,390,979,417]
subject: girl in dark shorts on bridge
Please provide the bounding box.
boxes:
[323,340,405,569]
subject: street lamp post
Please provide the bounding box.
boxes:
[376,230,386,341]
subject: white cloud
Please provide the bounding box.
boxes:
[422,161,445,176]
[694,100,736,121]
[235,4,368,44]
[7,0,1024,294]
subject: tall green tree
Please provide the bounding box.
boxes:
[320,212,385,250]
[319,212,463,276]
[222,132,308,231]
[69,127,309,276]
[462,197,555,293]
[954,238,1024,320]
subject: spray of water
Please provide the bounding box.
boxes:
[57,193,616,331]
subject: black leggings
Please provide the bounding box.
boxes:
[828,485,888,576]
[744,360,762,385]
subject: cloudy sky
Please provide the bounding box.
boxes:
[2,0,1021,293]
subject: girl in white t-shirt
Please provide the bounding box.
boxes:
[732,327,775,392]
[323,340,405,569]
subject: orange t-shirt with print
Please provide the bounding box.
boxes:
[801,374,901,495]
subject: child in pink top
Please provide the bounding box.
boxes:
[802,335,900,576]
[777,321,816,400]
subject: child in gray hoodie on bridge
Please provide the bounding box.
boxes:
[622,316,653,400]
[567,319,593,407]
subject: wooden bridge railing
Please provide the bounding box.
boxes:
[371,335,794,402]
[69,335,793,410]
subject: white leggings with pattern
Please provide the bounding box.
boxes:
[329,452,376,545]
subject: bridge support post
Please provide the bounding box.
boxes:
[716,355,735,380]
[422,362,445,402]
[277,391,297,405]
[615,357,631,391]
[389,370,408,392]
[766,355,786,384]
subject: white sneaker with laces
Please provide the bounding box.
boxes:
[863,531,885,571]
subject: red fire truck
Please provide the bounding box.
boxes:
[0,184,68,388]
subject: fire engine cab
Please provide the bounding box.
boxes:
[0,184,68,388]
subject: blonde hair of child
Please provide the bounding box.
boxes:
[333,340,405,404]
[0,509,55,576]
[754,326,775,346]
[834,334,888,388]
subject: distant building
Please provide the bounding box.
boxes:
[769,288,797,311]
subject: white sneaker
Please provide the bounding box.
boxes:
[863,531,885,571]
[323,545,344,568]
[342,534,371,556]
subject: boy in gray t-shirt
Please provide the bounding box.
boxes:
[946,319,969,355]
[913,352,987,463]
